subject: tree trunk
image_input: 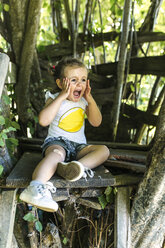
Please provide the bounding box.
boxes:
[8,0,42,130]
[131,95,165,247]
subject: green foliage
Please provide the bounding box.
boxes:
[0,165,4,177]
[23,209,43,232]
[3,4,9,12]
[62,236,68,245]
[0,3,9,13]
[98,186,115,209]
[0,95,20,150]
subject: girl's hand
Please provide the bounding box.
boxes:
[84,80,92,103]
[59,78,71,99]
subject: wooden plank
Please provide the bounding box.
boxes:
[0,189,17,248]
[6,152,115,188]
[104,160,146,173]
[11,235,19,248]
[114,187,131,248]
[52,188,69,202]
[77,198,102,210]
[110,149,147,163]
[0,53,9,98]
[18,137,150,151]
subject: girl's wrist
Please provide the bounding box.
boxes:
[58,92,67,101]
[86,94,94,104]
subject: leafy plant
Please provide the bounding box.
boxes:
[62,236,68,245]
[0,165,3,177]
[98,186,116,209]
[23,208,43,232]
[0,95,20,150]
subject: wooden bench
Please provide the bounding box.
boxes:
[0,150,144,248]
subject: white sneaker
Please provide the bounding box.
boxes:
[57,161,84,181]
[20,182,58,212]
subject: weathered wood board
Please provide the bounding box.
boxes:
[0,53,9,98]
[104,160,146,173]
[114,187,131,248]
[0,189,17,248]
[6,152,115,188]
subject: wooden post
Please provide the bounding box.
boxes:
[115,187,131,248]
[0,189,17,248]
[0,53,10,98]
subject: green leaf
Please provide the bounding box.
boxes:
[34,116,38,123]
[0,139,5,147]
[98,194,107,209]
[2,95,11,105]
[27,108,32,114]
[130,84,135,92]
[35,221,43,232]
[7,138,18,146]
[114,188,118,195]
[105,186,113,203]
[1,133,8,140]
[23,212,37,222]
[11,121,20,130]
[0,3,3,12]
[0,165,4,176]
[3,4,9,12]
[104,186,113,196]
[7,127,16,132]
[0,116,5,125]
[63,237,68,245]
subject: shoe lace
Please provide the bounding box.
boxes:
[37,182,56,196]
[83,167,94,181]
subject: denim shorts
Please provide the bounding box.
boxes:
[41,136,88,162]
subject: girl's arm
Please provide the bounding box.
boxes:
[39,79,70,126]
[85,80,102,127]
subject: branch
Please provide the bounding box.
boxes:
[83,0,93,36]
[38,32,165,60]
[93,55,165,77]
[63,0,72,38]
[140,0,163,32]
[111,0,132,140]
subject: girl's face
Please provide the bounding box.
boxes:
[63,66,88,102]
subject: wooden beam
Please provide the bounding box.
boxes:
[114,187,131,248]
[122,103,158,126]
[17,137,150,151]
[0,53,9,98]
[0,189,17,248]
[94,55,165,77]
[104,160,146,173]
[11,235,19,248]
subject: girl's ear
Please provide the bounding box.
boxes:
[56,79,62,89]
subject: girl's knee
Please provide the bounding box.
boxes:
[101,145,110,158]
[45,146,66,161]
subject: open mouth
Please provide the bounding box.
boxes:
[73,90,81,98]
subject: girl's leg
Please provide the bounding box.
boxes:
[20,144,66,212]
[32,144,66,183]
[76,145,110,169]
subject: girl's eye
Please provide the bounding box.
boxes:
[71,79,77,83]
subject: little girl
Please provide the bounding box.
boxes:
[20,57,110,212]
